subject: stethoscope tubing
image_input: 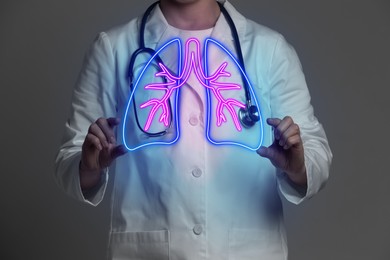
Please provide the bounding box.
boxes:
[128,1,256,136]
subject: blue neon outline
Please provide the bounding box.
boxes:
[203,38,264,151]
[123,37,263,151]
[122,38,182,151]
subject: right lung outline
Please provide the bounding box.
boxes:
[203,38,264,151]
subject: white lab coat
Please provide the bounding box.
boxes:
[55,1,332,259]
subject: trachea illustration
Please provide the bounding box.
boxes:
[122,37,264,151]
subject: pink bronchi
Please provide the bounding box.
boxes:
[140,38,245,132]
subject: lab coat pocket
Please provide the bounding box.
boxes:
[108,230,170,260]
[228,229,286,260]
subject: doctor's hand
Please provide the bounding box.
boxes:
[79,117,127,191]
[257,117,307,186]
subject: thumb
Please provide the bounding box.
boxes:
[257,146,274,160]
[257,145,285,168]
[257,145,286,169]
[111,145,128,160]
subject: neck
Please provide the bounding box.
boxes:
[160,0,220,30]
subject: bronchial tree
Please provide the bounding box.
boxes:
[140,37,246,132]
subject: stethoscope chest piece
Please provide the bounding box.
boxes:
[239,105,260,128]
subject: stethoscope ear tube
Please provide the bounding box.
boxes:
[217,1,260,127]
[139,1,161,48]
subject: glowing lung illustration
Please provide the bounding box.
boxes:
[204,38,264,150]
[122,38,182,151]
[122,37,264,151]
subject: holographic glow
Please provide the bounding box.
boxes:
[140,38,245,132]
[123,37,264,151]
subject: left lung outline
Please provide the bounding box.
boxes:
[122,38,182,151]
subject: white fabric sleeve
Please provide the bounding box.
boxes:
[54,32,117,206]
[268,35,333,204]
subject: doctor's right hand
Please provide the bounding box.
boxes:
[79,117,127,191]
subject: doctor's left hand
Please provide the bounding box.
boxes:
[257,116,307,186]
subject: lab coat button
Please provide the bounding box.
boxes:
[189,116,198,126]
[192,168,202,178]
[193,225,203,235]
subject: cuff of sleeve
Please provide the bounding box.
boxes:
[276,155,313,205]
[78,168,109,206]
[70,154,109,206]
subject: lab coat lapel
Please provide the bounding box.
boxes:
[143,4,181,72]
[213,0,247,46]
[208,0,248,76]
[143,3,179,49]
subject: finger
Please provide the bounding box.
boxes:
[110,145,127,160]
[266,118,282,127]
[274,116,294,141]
[84,133,102,151]
[283,135,301,150]
[89,123,109,148]
[96,118,116,144]
[107,117,121,127]
[279,123,300,147]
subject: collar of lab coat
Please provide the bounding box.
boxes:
[143,0,247,50]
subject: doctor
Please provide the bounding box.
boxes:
[55,0,332,259]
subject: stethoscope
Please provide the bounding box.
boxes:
[128,1,260,137]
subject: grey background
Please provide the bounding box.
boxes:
[0,0,389,259]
